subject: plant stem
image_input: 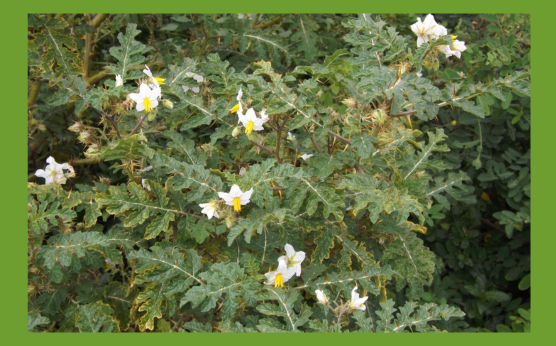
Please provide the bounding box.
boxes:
[28,80,42,108]
[310,135,323,154]
[389,110,417,118]
[255,15,283,29]
[250,140,282,163]
[130,113,149,136]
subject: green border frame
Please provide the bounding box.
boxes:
[8,0,544,344]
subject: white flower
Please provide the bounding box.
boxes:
[238,108,268,135]
[139,166,153,172]
[128,84,161,112]
[238,14,252,20]
[264,259,298,288]
[143,65,165,87]
[239,167,246,176]
[142,179,151,191]
[115,75,123,87]
[458,71,466,78]
[35,156,74,185]
[349,286,368,311]
[287,132,295,141]
[218,184,254,212]
[235,89,268,135]
[300,154,313,161]
[278,244,306,277]
[199,200,220,219]
[450,40,467,58]
[438,45,455,58]
[411,14,440,47]
[315,290,329,304]
[230,88,243,114]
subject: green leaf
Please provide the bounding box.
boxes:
[28,312,50,332]
[34,18,83,75]
[350,133,377,159]
[96,182,177,239]
[76,301,118,332]
[136,282,165,331]
[518,274,531,290]
[99,134,155,162]
[106,23,148,82]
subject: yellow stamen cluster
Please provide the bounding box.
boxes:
[450,35,457,40]
[245,121,254,135]
[274,273,284,288]
[155,77,166,85]
[230,104,240,113]
[144,98,153,112]
[233,197,241,212]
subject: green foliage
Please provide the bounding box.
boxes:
[28,13,529,333]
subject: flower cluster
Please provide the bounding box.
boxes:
[410,14,466,59]
[265,244,305,287]
[314,285,368,315]
[232,89,269,135]
[35,156,75,185]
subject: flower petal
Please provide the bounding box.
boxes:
[128,92,142,103]
[229,184,243,197]
[218,192,234,205]
[239,188,253,204]
[284,244,295,257]
[35,169,46,178]
[245,108,257,121]
[293,251,306,264]
[139,83,152,96]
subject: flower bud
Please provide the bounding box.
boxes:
[225,216,236,229]
[37,123,47,132]
[84,144,100,159]
[315,290,329,304]
[232,126,242,138]
[162,99,174,109]
[78,130,92,144]
[341,97,358,109]
[371,109,388,125]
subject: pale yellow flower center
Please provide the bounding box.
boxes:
[274,273,284,288]
[245,121,254,135]
[144,97,152,112]
[233,197,241,212]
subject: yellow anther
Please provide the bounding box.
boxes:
[155,77,165,85]
[144,98,152,112]
[233,197,241,212]
[245,121,254,135]
[230,104,240,113]
[274,273,284,288]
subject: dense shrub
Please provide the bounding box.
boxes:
[27,13,530,332]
